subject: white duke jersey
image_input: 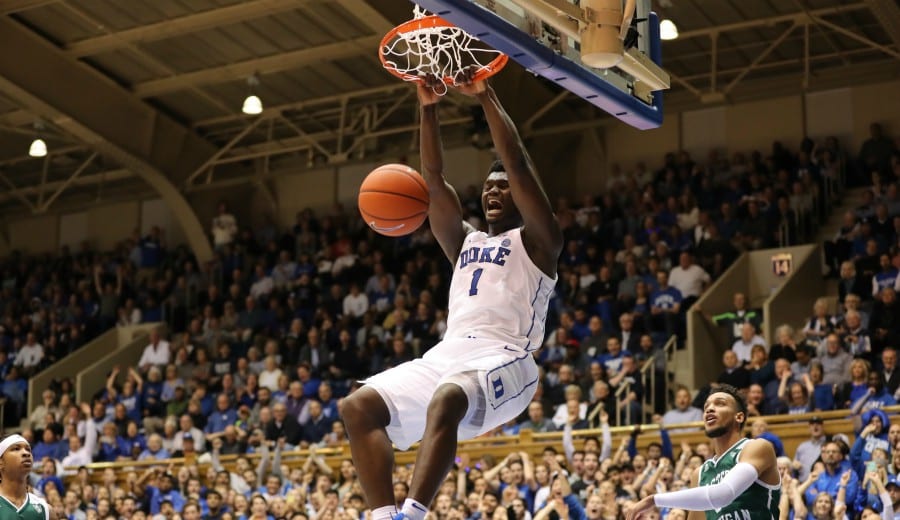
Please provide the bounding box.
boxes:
[444,227,556,351]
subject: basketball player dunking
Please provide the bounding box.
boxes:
[629,384,781,520]
[342,70,563,520]
[0,435,54,520]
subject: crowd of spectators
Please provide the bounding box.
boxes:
[3,123,900,520]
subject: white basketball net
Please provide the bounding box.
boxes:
[381,6,505,95]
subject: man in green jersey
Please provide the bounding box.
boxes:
[629,384,781,520]
[0,434,53,520]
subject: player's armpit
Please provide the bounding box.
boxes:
[686,510,705,520]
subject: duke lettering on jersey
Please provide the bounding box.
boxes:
[458,246,511,269]
[444,228,555,351]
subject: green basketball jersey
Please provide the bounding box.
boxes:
[0,493,51,520]
[698,438,781,520]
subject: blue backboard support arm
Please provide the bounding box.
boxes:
[409,0,665,130]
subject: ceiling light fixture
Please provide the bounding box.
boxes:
[242,75,263,115]
[29,138,47,158]
[660,19,679,40]
[29,120,47,157]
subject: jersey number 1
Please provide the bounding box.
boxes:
[469,268,484,296]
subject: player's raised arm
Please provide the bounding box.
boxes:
[459,75,563,276]
[418,78,472,262]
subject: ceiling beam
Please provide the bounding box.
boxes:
[676,3,868,40]
[0,168,134,205]
[0,109,33,126]
[724,23,798,94]
[193,83,410,128]
[334,0,394,33]
[864,0,900,53]
[811,15,900,60]
[132,35,380,98]
[677,47,881,83]
[64,0,311,58]
[0,17,216,261]
[60,2,235,116]
[0,0,57,14]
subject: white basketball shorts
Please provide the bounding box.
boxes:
[363,337,539,450]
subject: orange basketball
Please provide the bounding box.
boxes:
[358,163,429,237]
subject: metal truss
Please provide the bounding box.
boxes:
[184,84,473,191]
[663,2,898,103]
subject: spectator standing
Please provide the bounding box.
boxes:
[667,252,710,311]
[870,288,900,352]
[211,202,238,250]
[879,346,900,397]
[649,271,682,339]
[859,123,896,179]
[138,226,165,285]
[14,333,44,375]
[706,293,762,344]
[793,416,828,481]
[819,334,852,386]
[138,330,171,374]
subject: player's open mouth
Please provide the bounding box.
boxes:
[486,199,502,214]
[705,415,716,425]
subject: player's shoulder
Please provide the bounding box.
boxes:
[28,493,51,519]
[738,437,778,462]
[28,492,49,506]
[462,221,479,237]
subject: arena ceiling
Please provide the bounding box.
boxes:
[0,0,897,217]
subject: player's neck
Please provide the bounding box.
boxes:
[0,477,28,506]
[712,429,744,457]
[487,222,512,236]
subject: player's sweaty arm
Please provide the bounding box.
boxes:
[475,85,562,276]
[418,80,470,262]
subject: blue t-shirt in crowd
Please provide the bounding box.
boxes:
[650,286,683,310]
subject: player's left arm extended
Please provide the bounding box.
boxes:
[652,439,776,511]
[476,86,563,269]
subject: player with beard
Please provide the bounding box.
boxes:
[628,384,780,520]
[0,435,55,520]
